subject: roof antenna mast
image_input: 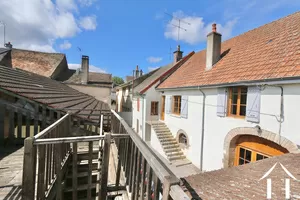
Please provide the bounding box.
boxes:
[164,12,191,45]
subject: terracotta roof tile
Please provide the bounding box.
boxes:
[158,12,300,89]
[183,153,300,199]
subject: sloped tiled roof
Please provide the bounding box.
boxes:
[60,69,112,88]
[183,153,300,199]
[158,12,300,89]
[0,65,109,122]
[10,48,66,78]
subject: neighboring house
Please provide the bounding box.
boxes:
[155,12,300,171]
[0,48,113,106]
[0,64,110,141]
[58,56,113,105]
[115,65,157,114]
[130,47,194,162]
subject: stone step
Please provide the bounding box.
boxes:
[164,147,182,153]
[162,143,180,149]
[157,135,173,139]
[161,140,178,145]
[166,151,184,157]
[160,138,177,143]
[168,154,185,161]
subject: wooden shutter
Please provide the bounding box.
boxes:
[181,96,188,118]
[246,86,261,123]
[217,88,228,117]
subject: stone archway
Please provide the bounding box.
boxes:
[223,127,299,168]
[176,129,189,149]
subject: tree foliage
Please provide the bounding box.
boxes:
[112,76,124,85]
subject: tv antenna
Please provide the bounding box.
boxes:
[169,46,173,60]
[77,46,82,70]
[164,12,191,44]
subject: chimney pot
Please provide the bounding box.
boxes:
[140,69,143,76]
[135,65,140,78]
[212,23,217,32]
[81,55,89,84]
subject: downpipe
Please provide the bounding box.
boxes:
[198,86,206,172]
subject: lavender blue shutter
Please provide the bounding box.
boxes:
[181,96,188,118]
[217,88,228,117]
[246,86,261,123]
[165,96,171,114]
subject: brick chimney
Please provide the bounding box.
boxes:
[173,45,183,64]
[81,55,89,84]
[206,23,222,70]
[135,65,140,78]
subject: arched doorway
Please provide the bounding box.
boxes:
[234,135,288,166]
[223,127,299,168]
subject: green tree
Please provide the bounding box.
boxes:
[112,76,124,85]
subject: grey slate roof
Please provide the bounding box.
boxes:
[183,153,300,199]
[134,63,173,94]
[0,65,109,122]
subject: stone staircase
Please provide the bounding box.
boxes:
[151,122,185,162]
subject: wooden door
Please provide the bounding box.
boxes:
[161,96,165,120]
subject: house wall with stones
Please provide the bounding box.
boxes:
[159,84,300,171]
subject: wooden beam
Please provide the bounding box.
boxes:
[169,185,190,200]
[22,137,37,200]
[99,133,111,199]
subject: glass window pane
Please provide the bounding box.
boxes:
[245,149,252,161]
[256,154,264,161]
[239,148,245,158]
[241,87,248,94]
[232,94,238,104]
[231,105,237,115]
[239,158,244,165]
[241,94,247,104]
[232,88,238,94]
[240,106,246,116]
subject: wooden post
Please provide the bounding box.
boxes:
[133,151,141,200]
[17,110,22,139]
[87,141,93,199]
[37,145,46,200]
[26,111,31,137]
[99,133,111,200]
[140,157,146,200]
[9,108,15,140]
[145,165,152,200]
[22,137,37,200]
[34,104,39,136]
[129,145,137,193]
[153,175,160,200]
[72,142,78,200]
[55,140,63,200]
[115,139,122,187]
[161,177,172,200]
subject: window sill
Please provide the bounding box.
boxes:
[170,114,181,118]
[226,115,246,120]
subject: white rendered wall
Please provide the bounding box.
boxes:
[161,84,300,171]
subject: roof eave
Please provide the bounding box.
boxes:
[156,76,300,91]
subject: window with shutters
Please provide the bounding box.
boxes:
[151,101,159,115]
[172,96,181,115]
[227,87,247,117]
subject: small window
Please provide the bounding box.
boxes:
[236,146,269,166]
[179,133,187,145]
[151,101,159,115]
[228,87,247,117]
[172,96,181,115]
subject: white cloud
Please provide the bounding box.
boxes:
[69,63,106,73]
[56,0,77,11]
[78,0,98,7]
[0,0,97,52]
[147,56,163,63]
[164,11,238,45]
[148,66,159,72]
[59,40,72,50]
[79,15,97,30]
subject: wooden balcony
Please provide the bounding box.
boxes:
[13,109,189,200]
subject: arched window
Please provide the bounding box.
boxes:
[179,133,187,145]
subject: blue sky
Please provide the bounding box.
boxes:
[1,0,300,79]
